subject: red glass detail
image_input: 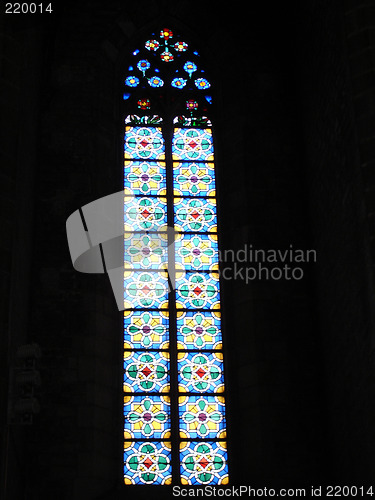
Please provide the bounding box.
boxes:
[193,286,202,296]
[141,366,152,377]
[196,367,206,378]
[191,210,199,220]
[186,99,198,110]
[160,28,173,40]
[161,51,174,62]
[198,457,209,469]
[141,209,151,218]
[188,140,198,149]
[140,139,149,148]
[138,98,150,110]
[143,457,153,469]
[142,285,151,295]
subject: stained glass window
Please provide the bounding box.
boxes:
[123,28,228,486]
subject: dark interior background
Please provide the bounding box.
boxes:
[1,0,375,498]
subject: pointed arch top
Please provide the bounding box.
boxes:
[122,26,213,114]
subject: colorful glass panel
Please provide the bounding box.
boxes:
[174,41,188,52]
[126,115,163,125]
[124,395,170,439]
[125,76,140,87]
[160,28,173,40]
[176,272,220,310]
[173,116,212,127]
[137,98,151,110]
[148,76,164,87]
[178,351,224,393]
[195,78,211,89]
[183,61,197,77]
[179,395,226,439]
[124,160,166,196]
[176,311,222,350]
[123,271,169,309]
[175,234,219,271]
[172,128,214,161]
[160,51,174,63]
[124,310,169,350]
[145,40,160,51]
[180,441,228,485]
[171,78,187,89]
[173,161,215,196]
[123,350,170,393]
[124,441,172,485]
[174,197,217,233]
[124,196,167,232]
[124,231,169,270]
[137,59,151,73]
[124,127,165,161]
[123,28,227,485]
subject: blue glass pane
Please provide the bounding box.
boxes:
[125,126,165,161]
[124,231,169,270]
[172,128,214,161]
[148,76,164,87]
[176,272,220,310]
[124,160,166,196]
[178,351,224,393]
[183,61,197,77]
[124,271,169,309]
[137,59,151,72]
[124,441,172,485]
[176,310,222,350]
[124,196,167,231]
[175,233,218,271]
[123,351,170,393]
[125,76,139,87]
[179,395,226,439]
[124,395,170,439]
[174,197,217,233]
[195,78,211,89]
[171,77,187,89]
[173,161,215,197]
[180,441,228,485]
[124,310,169,349]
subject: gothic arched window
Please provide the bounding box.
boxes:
[122,28,228,486]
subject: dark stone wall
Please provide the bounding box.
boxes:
[298,0,375,483]
[1,1,375,498]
